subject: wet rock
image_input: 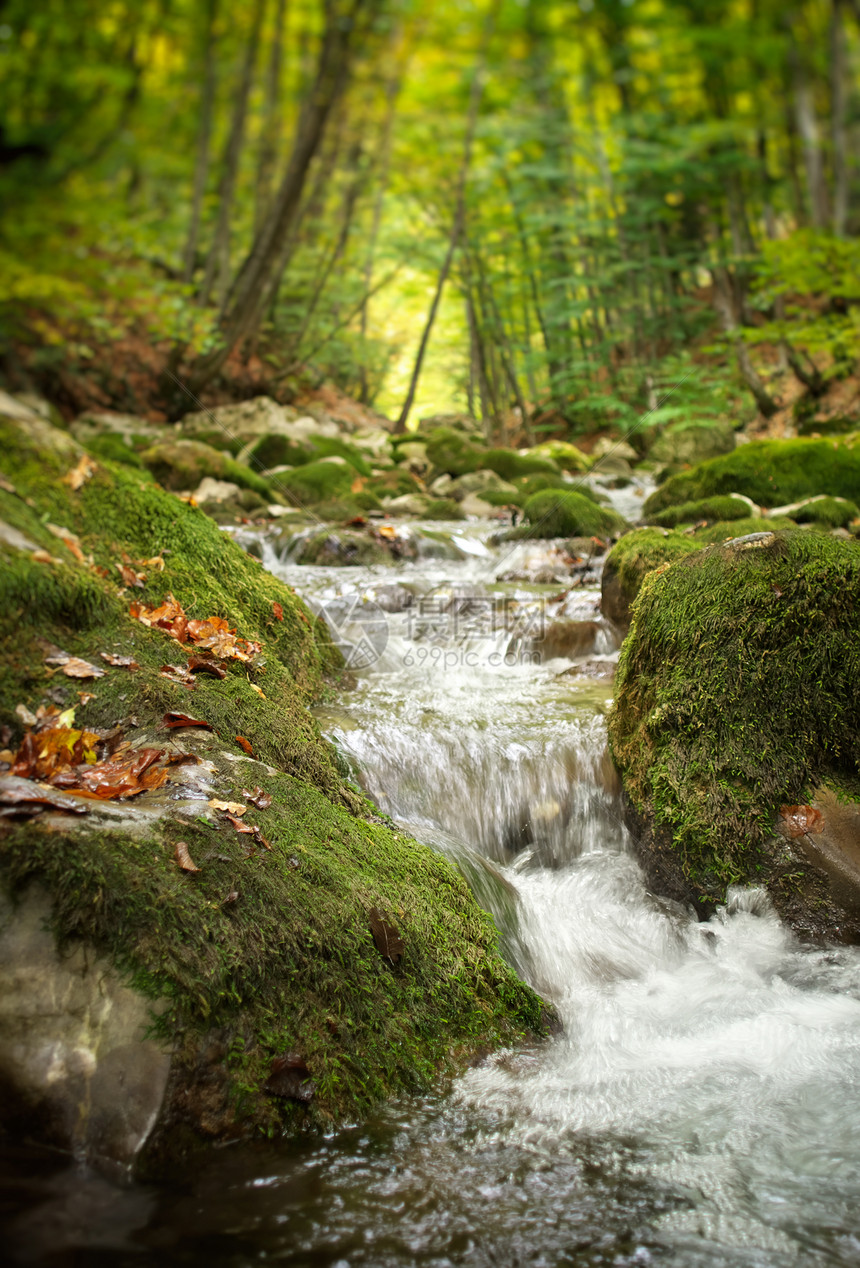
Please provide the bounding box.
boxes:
[449,470,518,501]
[531,619,604,661]
[600,528,700,628]
[459,492,496,517]
[178,396,302,450]
[609,529,860,940]
[0,886,171,1167]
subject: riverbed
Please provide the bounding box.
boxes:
[3,514,860,1266]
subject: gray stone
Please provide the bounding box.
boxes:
[649,419,736,467]
[194,477,242,504]
[0,887,170,1168]
[451,470,517,501]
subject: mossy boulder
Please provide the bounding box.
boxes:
[481,449,560,481]
[248,433,372,477]
[141,439,271,499]
[643,437,860,515]
[424,427,485,476]
[526,441,591,473]
[649,495,757,529]
[647,418,736,467]
[0,416,547,1167]
[608,530,860,938]
[770,494,860,529]
[600,529,702,626]
[277,459,357,506]
[504,489,626,540]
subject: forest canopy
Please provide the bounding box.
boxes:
[0,0,856,436]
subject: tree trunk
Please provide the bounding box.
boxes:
[199,0,266,308]
[792,48,828,229]
[713,268,780,418]
[185,0,369,393]
[183,0,219,284]
[830,0,848,236]
[255,0,288,235]
[393,2,498,433]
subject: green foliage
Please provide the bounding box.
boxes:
[644,439,860,514]
[609,532,860,895]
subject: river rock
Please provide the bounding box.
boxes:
[530,619,604,662]
[609,528,860,940]
[449,470,518,502]
[648,419,736,467]
[194,477,242,504]
[0,886,170,1167]
[459,492,496,517]
[178,397,304,449]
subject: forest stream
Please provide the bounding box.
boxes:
[2,498,860,1268]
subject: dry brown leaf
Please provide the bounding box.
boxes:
[0,774,89,817]
[62,454,96,491]
[44,652,105,680]
[160,664,196,689]
[187,656,226,679]
[46,524,85,562]
[15,704,37,727]
[235,735,255,756]
[369,908,404,966]
[779,805,824,839]
[163,712,213,730]
[272,602,284,622]
[117,563,146,589]
[100,653,140,670]
[242,786,272,810]
[174,840,200,873]
[249,683,266,699]
[224,812,255,834]
[32,549,61,565]
[210,799,246,816]
[77,692,96,705]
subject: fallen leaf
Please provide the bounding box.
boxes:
[242,786,272,810]
[62,454,96,491]
[63,747,168,799]
[779,805,824,838]
[187,656,226,679]
[254,828,272,852]
[130,594,260,661]
[369,907,404,966]
[44,652,105,680]
[249,683,266,698]
[272,602,284,622]
[32,549,61,564]
[163,712,213,730]
[77,692,96,704]
[377,524,396,539]
[139,554,166,572]
[174,840,201,873]
[100,653,140,670]
[46,524,85,562]
[117,562,146,588]
[0,774,89,816]
[210,799,247,816]
[235,735,255,757]
[224,812,256,834]
[15,704,37,727]
[223,890,239,905]
[264,1052,315,1102]
[160,664,196,689]
[165,752,199,766]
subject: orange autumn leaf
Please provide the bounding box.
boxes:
[235,735,255,756]
[62,454,97,491]
[272,602,284,621]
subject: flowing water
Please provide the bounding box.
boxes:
[4,506,860,1267]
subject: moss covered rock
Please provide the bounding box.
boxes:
[248,433,372,477]
[608,530,860,938]
[600,529,702,626]
[647,418,736,467]
[506,489,626,540]
[0,415,547,1167]
[526,441,591,473]
[771,494,860,529]
[424,427,485,477]
[277,459,357,506]
[481,449,560,481]
[141,439,271,499]
[643,437,860,515]
[650,494,757,529]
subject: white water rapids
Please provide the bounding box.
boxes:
[4,512,860,1267]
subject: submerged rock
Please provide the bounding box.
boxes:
[608,529,860,940]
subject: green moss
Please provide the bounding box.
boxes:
[791,495,860,528]
[278,460,356,505]
[650,495,755,529]
[366,468,423,499]
[689,515,797,544]
[422,498,465,520]
[424,427,484,476]
[0,415,548,1142]
[608,530,860,897]
[249,434,372,477]
[481,449,560,481]
[526,441,591,472]
[643,437,860,514]
[141,439,271,499]
[601,528,702,624]
[647,418,736,467]
[85,433,150,471]
[506,489,626,539]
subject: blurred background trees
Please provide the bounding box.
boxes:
[0,0,857,434]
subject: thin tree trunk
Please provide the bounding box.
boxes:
[255,0,288,235]
[831,0,848,235]
[199,0,266,308]
[186,0,369,392]
[713,267,780,417]
[183,0,219,283]
[393,1,498,433]
[792,48,828,229]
